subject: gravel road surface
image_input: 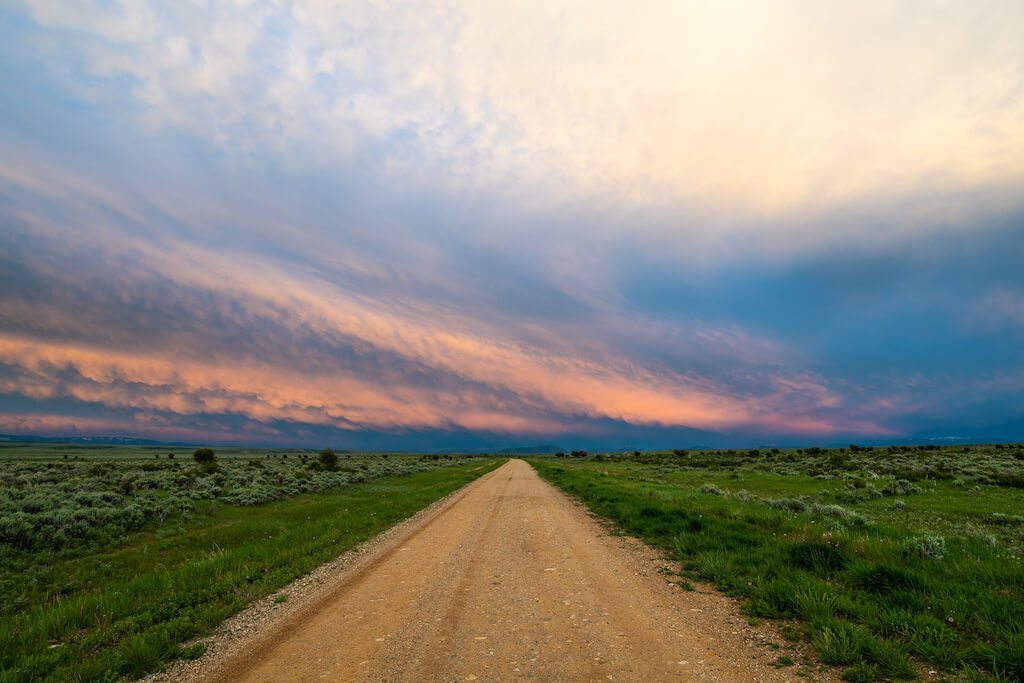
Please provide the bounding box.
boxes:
[171,459,826,682]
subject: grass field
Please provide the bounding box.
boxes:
[0,445,502,681]
[532,445,1024,682]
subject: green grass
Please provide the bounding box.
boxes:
[531,446,1024,682]
[0,448,489,562]
[0,457,502,681]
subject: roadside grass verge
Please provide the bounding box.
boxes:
[0,459,502,682]
[531,457,1024,682]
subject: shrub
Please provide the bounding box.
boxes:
[994,472,1024,488]
[318,449,338,470]
[0,452,479,555]
[882,479,919,496]
[767,497,808,512]
[811,503,868,526]
[829,452,851,469]
[192,448,215,463]
[902,535,946,560]
[990,513,1024,526]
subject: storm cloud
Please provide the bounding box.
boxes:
[1,1,1022,448]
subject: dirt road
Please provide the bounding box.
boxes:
[203,459,812,682]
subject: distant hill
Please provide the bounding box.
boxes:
[0,434,196,447]
[492,445,565,454]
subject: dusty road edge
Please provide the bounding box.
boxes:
[529,467,840,682]
[141,460,510,683]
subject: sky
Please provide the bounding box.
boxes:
[1,1,1023,450]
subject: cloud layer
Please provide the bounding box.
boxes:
[1,1,1023,447]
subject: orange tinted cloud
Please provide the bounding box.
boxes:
[0,234,883,439]
[0,157,892,442]
[118,241,816,433]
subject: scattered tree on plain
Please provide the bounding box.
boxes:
[319,448,338,470]
[193,447,215,463]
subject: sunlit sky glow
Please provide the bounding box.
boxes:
[1,1,1023,449]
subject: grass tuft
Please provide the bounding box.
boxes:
[788,541,850,573]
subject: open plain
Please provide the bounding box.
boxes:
[184,459,807,682]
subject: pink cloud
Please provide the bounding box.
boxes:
[0,164,890,441]
[970,289,1024,331]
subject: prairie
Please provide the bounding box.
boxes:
[0,445,501,681]
[4,441,1023,682]
[532,445,1024,682]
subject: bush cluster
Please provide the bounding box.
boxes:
[0,453,482,554]
[562,443,1024,491]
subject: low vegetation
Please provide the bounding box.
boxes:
[532,444,1024,682]
[0,445,501,681]
[0,447,477,554]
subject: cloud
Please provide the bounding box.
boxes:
[970,289,1024,330]
[12,0,1024,218]
[0,209,873,440]
[1,1,1023,446]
